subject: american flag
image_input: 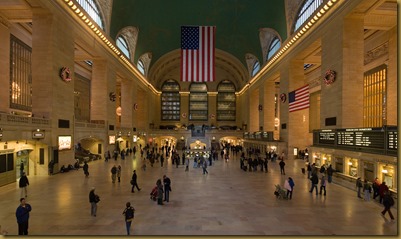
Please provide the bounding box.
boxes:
[288,85,309,112]
[181,26,215,82]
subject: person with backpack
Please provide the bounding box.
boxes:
[381,190,395,221]
[122,202,135,235]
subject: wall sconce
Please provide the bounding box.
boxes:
[382,169,388,174]
[348,162,353,165]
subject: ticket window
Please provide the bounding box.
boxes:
[322,154,332,167]
[381,165,394,189]
[364,162,374,182]
[347,158,358,177]
[335,157,344,173]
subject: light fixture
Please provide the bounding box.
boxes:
[382,169,388,174]
[348,162,353,165]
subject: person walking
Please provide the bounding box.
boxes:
[202,159,209,175]
[131,170,141,193]
[284,177,295,199]
[89,187,100,217]
[263,158,268,173]
[111,165,117,183]
[15,198,32,235]
[381,190,395,221]
[83,162,89,177]
[163,175,171,202]
[19,172,29,198]
[363,179,372,201]
[20,162,24,177]
[309,173,319,195]
[117,165,122,183]
[279,159,286,175]
[307,163,312,179]
[319,175,327,196]
[122,202,135,235]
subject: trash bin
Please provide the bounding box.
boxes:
[301,168,305,174]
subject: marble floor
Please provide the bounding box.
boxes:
[0,152,398,236]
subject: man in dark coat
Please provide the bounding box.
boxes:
[163,175,171,202]
[19,172,29,198]
[309,173,319,195]
[131,170,141,193]
[16,198,32,235]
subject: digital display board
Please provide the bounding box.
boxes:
[387,130,397,150]
[318,130,336,145]
[337,128,384,149]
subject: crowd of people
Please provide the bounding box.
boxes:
[13,143,396,235]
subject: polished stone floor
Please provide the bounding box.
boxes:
[0,152,398,236]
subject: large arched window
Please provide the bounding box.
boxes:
[217,80,236,121]
[137,59,145,75]
[189,83,208,121]
[294,0,323,32]
[116,35,130,59]
[267,37,281,60]
[161,80,180,121]
[251,61,260,77]
[77,0,105,30]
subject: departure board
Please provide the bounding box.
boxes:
[318,130,336,145]
[387,130,397,150]
[337,128,385,148]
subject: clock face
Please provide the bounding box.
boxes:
[280,93,286,103]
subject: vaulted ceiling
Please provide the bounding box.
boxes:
[110,0,287,71]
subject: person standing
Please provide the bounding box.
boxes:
[363,179,371,201]
[263,158,268,173]
[279,159,286,175]
[356,177,363,199]
[309,173,319,195]
[89,187,99,217]
[372,177,380,200]
[83,162,89,177]
[111,165,117,183]
[20,162,24,177]
[48,160,54,175]
[163,175,171,202]
[185,156,189,172]
[15,198,32,235]
[131,170,141,193]
[284,177,295,199]
[117,165,122,183]
[381,190,395,221]
[156,179,164,205]
[326,165,334,183]
[160,154,164,167]
[122,202,135,235]
[378,182,389,204]
[19,172,29,198]
[319,175,327,196]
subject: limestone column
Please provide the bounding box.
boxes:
[386,26,397,126]
[180,92,189,126]
[321,15,364,128]
[91,60,116,125]
[249,88,259,132]
[263,80,276,132]
[208,92,217,126]
[0,18,10,112]
[280,59,309,157]
[31,9,75,168]
[120,78,133,128]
